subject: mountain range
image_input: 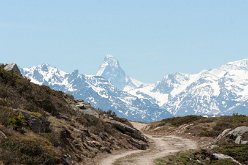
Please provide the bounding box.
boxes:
[20,56,248,122]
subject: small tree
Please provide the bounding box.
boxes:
[106,110,117,118]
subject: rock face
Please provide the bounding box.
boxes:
[109,120,148,150]
[4,63,22,76]
[21,111,51,133]
[216,126,248,144]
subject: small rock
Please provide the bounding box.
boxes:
[61,154,73,165]
[241,141,248,145]
[100,146,111,153]
[235,135,242,144]
[210,145,218,149]
[213,153,242,165]
[0,130,7,142]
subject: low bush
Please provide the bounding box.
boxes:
[8,112,26,131]
[0,138,59,165]
[159,115,204,127]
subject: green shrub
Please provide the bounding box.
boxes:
[8,112,26,131]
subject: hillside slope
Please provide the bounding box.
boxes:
[146,115,248,165]
[0,64,148,165]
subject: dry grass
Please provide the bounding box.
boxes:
[148,115,248,138]
[0,68,148,164]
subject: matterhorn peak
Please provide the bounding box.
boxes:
[97,55,121,76]
[96,55,126,89]
[104,54,118,63]
[96,55,143,90]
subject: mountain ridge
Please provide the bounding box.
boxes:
[21,62,172,122]
[21,57,248,121]
[133,58,248,116]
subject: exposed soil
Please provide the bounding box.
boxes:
[98,122,198,165]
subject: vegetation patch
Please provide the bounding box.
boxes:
[149,115,248,138]
[213,144,248,164]
[158,115,205,127]
[155,150,239,165]
[0,138,59,165]
[8,112,26,131]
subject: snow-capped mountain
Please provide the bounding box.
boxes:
[129,59,248,116]
[96,55,143,91]
[21,64,172,122]
[21,57,248,121]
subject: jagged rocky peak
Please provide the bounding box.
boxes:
[96,55,143,90]
[153,72,190,93]
[37,64,63,73]
[97,55,126,78]
[21,64,67,86]
[103,55,120,69]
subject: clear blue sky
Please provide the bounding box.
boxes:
[0,0,247,82]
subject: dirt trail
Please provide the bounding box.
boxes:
[98,122,198,165]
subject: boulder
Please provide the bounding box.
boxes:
[128,138,149,150]
[227,126,248,137]
[216,126,248,145]
[109,120,148,149]
[4,63,22,76]
[216,128,232,142]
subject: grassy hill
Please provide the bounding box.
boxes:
[0,65,148,165]
[146,115,248,165]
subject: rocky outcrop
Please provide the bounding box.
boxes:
[21,111,51,133]
[108,120,148,150]
[4,63,22,76]
[216,126,248,144]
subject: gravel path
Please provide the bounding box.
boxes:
[98,122,198,165]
